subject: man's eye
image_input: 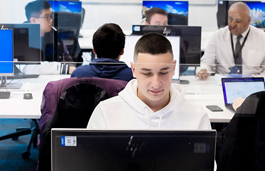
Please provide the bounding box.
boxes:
[142,72,152,76]
[159,72,168,75]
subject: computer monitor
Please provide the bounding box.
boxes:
[142,1,189,25]
[244,1,265,28]
[52,129,216,171]
[132,25,201,66]
[0,24,41,64]
[0,29,14,88]
[48,1,82,14]
[0,29,14,77]
[122,35,180,81]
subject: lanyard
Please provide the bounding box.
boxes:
[230,28,250,59]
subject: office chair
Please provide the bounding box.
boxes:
[37,77,127,171]
[53,12,81,61]
[0,119,39,159]
[217,91,265,171]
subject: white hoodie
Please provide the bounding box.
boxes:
[87,79,211,130]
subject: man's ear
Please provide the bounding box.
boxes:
[131,62,136,78]
[30,17,36,23]
[120,48,124,55]
[92,48,97,55]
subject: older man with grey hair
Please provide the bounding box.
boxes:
[196,2,265,80]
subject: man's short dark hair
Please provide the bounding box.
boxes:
[93,23,125,59]
[25,1,51,21]
[134,32,173,62]
[145,7,168,24]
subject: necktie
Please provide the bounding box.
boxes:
[235,35,242,65]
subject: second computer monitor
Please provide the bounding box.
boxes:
[0,24,41,64]
[132,25,201,67]
[142,1,189,25]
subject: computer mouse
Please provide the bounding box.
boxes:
[23,93,33,100]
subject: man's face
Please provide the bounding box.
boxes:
[228,8,250,36]
[147,14,168,25]
[131,52,176,106]
[31,9,53,35]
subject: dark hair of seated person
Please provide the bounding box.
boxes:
[92,23,125,59]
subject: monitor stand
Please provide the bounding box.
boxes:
[0,76,22,89]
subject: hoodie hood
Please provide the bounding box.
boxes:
[119,79,185,128]
[90,58,129,78]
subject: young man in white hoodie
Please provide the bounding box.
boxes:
[87,33,211,130]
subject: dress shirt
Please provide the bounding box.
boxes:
[199,25,265,76]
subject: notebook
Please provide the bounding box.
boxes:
[221,77,265,112]
[51,128,216,171]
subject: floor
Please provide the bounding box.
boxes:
[0,119,38,171]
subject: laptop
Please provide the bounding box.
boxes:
[221,77,265,112]
[52,128,216,171]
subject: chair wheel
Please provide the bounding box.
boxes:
[21,151,30,159]
[11,136,18,141]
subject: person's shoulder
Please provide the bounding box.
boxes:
[97,96,125,108]
[178,98,206,114]
[71,65,93,77]
[250,25,265,36]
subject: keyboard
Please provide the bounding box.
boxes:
[7,74,39,79]
[0,91,10,99]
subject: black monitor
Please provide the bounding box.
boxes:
[132,25,201,66]
[0,24,41,64]
[142,1,189,25]
[52,129,216,171]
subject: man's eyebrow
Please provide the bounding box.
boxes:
[140,68,151,71]
[160,67,170,71]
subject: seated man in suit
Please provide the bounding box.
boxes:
[23,1,76,74]
[71,23,134,82]
[196,2,265,80]
[87,33,211,130]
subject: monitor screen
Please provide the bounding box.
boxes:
[0,29,14,76]
[142,1,189,25]
[52,129,216,171]
[132,25,201,67]
[0,24,41,64]
[244,1,265,28]
[48,1,82,13]
[122,35,180,80]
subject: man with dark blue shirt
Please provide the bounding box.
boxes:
[71,23,134,82]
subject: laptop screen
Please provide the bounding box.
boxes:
[122,35,180,80]
[52,129,216,171]
[222,77,265,105]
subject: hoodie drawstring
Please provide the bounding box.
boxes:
[145,107,164,129]
[144,107,150,129]
[158,112,164,129]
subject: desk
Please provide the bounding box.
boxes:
[180,75,234,123]
[0,75,70,119]
[0,75,232,122]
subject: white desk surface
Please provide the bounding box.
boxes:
[0,74,233,123]
[180,75,234,123]
[0,75,70,119]
[79,29,214,51]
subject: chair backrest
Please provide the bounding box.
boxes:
[217,91,265,171]
[38,77,127,171]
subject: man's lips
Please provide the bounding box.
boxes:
[149,90,163,94]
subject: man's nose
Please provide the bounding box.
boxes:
[151,75,161,89]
